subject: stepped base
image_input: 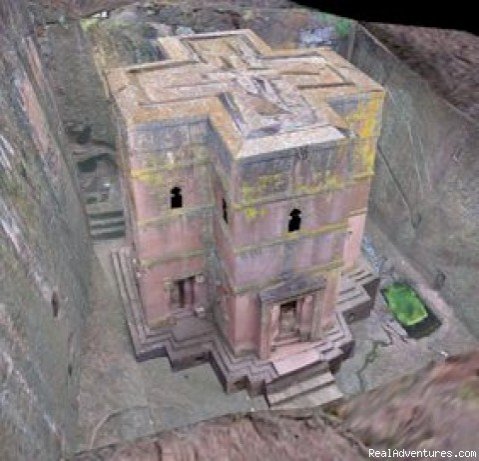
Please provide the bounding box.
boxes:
[266,370,335,406]
[87,207,126,241]
[270,381,344,410]
[112,246,378,407]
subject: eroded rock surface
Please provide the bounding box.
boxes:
[0,1,92,460]
[365,23,479,120]
[75,412,368,461]
[340,352,479,454]
[351,25,479,339]
[74,352,479,460]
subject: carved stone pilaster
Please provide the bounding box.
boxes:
[299,295,314,340]
[310,292,323,340]
[163,279,174,308]
[259,303,272,360]
[194,273,207,310]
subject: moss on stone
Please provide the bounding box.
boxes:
[80,18,100,32]
[313,12,353,38]
[383,283,428,327]
[334,18,352,38]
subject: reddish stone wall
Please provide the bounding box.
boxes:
[109,30,383,358]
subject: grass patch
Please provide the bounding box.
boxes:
[383,283,428,327]
[382,283,441,339]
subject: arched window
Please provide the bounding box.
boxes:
[288,209,301,232]
[222,198,228,223]
[170,187,183,209]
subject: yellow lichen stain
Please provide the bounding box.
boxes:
[279,221,347,241]
[344,95,383,139]
[143,153,164,170]
[139,258,153,269]
[140,248,205,269]
[363,139,376,173]
[243,206,267,221]
[241,173,286,202]
[343,95,383,175]
[137,209,178,229]
[131,150,207,180]
[296,170,343,195]
[353,138,376,175]
[149,316,176,329]
[131,168,164,188]
[241,184,256,202]
[324,170,343,189]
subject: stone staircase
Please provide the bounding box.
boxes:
[337,267,375,324]
[345,259,380,303]
[209,335,277,393]
[266,369,343,410]
[87,209,126,241]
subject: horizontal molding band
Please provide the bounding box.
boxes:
[232,176,372,210]
[130,158,209,176]
[137,204,214,228]
[232,258,344,296]
[140,248,208,268]
[348,207,368,217]
[233,221,348,255]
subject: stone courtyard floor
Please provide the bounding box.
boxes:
[74,239,267,454]
[75,237,479,453]
[335,227,479,396]
[334,293,478,396]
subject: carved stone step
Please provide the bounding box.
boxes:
[87,209,124,220]
[270,381,344,410]
[89,216,125,230]
[266,370,335,406]
[91,224,125,240]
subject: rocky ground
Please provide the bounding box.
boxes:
[74,240,267,454]
[79,1,351,70]
[74,351,479,460]
[336,221,478,396]
[339,351,479,455]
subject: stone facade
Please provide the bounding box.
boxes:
[108,30,383,391]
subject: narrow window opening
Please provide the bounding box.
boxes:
[288,209,301,232]
[222,198,228,223]
[51,291,60,318]
[170,187,183,209]
[177,279,185,307]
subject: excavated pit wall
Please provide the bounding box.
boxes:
[0,1,92,460]
[1,1,478,459]
[349,25,479,339]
